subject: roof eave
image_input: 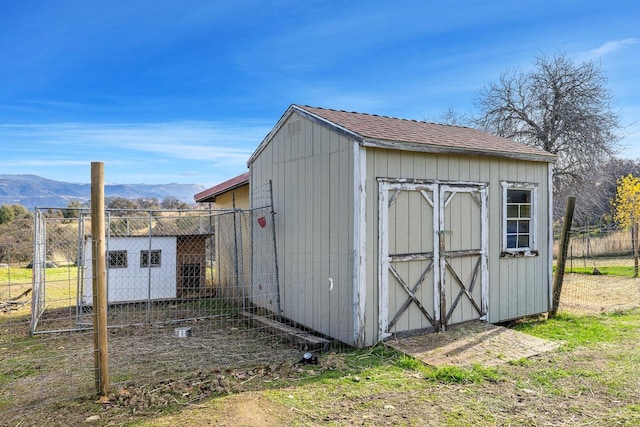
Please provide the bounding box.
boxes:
[360,138,557,163]
[194,174,250,203]
[247,105,297,166]
[194,181,249,203]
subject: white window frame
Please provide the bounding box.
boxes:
[501,182,538,257]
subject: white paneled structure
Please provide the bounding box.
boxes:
[83,236,178,304]
[248,105,556,347]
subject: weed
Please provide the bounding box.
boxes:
[394,355,423,371]
[509,357,532,366]
[424,364,501,384]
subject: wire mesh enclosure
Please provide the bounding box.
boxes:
[30,205,280,334]
[1,202,315,420]
[556,228,640,314]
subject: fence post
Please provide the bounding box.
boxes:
[91,162,109,397]
[551,196,575,317]
[634,223,639,278]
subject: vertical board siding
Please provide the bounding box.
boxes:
[366,149,551,344]
[251,112,355,344]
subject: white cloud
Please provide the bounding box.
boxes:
[587,38,639,58]
[0,121,270,185]
[0,121,267,160]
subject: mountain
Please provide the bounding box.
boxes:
[0,174,206,209]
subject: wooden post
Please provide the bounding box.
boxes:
[91,162,109,396]
[634,223,639,278]
[551,196,575,317]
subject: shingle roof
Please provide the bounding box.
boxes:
[194,171,249,203]
[295,105,555,161]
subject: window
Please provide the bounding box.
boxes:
[107,250,128,268]
[140,250,161,268]
[502,182,537,256]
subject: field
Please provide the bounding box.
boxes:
[1,264,640,426]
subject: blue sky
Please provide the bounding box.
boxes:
[1,0,639,188]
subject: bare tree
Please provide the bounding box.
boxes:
[161,196,181,209]
[566,158,632,225]
[474,51,621,214]
[433,107,472,127]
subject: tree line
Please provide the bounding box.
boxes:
[0,196,198,264]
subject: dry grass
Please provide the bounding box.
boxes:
[559,273,640,314]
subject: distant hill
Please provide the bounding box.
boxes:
[0,174,206,209]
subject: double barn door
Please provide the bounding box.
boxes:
[378,179,488,339]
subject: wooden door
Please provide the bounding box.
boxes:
[378,179,487,339]
[438,184,488,328]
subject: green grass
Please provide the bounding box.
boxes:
[0,267,33,286]
[564,265,639,277]
[423,364,501,384]
[513,310,640,349]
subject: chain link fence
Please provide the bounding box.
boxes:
[1,202,316,422]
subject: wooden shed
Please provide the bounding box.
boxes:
[248,105,556,347]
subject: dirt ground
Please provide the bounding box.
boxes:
[8,337,638,427]
[2,273,639,426]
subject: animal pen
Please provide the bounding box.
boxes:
[30,205,281,334]
[1,197,331,420]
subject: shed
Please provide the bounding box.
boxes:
[194,172,252,300]
[248,105,556,348]
[194,171,250,209]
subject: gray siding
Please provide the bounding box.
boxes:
[250,112,355,344]
[365,148,551,345]
[251,112,552,348]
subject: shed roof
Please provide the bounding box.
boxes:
[194,171,249,203]
[249,105,556,164]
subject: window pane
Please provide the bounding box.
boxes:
[141,250,161,267]
[507,205,519,217]
[504,186,535,253]
[518,235,530,248]
[507,189,531,203]
[151,250,161,266]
